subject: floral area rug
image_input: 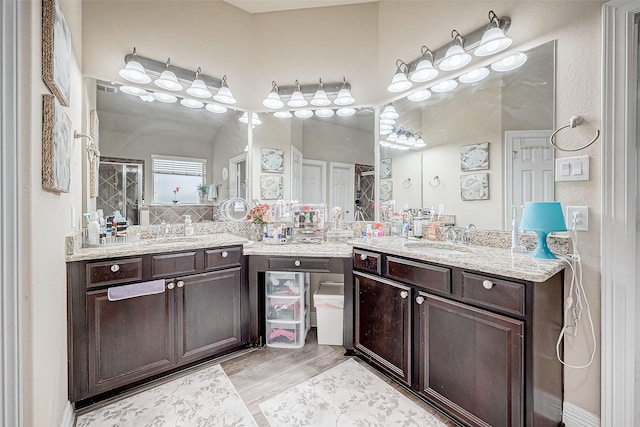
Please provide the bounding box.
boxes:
[259,358,449,427]
[76,364,257,427]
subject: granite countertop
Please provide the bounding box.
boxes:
[350,236,564,283]
[242,240,353,257]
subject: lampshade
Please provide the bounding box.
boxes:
[139,94,155,103]
[459,67,490,84]
[315,108,334,118]
[118,49,152,84]
[387,60,412,93]
[520,201,567,259]
[151,92,178,103]
[334,78,355,106]
[439,44,472,71]
[273,110,293,118]
[288,81,308,107]
[414,136,426,147]
[431,79,458,93]
[491,52,527,72]
[380,104,399,120]
[180,98,204,109]
[407,89,432,102]
[410,47,439,82]
[239,112,262,125]
[380,118,395,126]
[155,60,183,91]
[119,85,149,97]
[294,109,313,119]
[263,81,284,109]
[205,103,227,114]
[336,107,356,117]
[310,79,332,106]
[386,132,398,142]
[186,69,212,98]
[213,76,237,104]
[474,11,512,57]
[379,125,393,134]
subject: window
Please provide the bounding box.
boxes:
[152,155,206,204]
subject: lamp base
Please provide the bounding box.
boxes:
[528,231,557,259]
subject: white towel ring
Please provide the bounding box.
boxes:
[549,115,600,152]
[428,176,441,188]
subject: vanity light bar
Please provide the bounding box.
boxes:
[124,53,224,90]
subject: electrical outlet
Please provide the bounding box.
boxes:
[566,206,589,231]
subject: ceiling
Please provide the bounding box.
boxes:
[222,0,378,14]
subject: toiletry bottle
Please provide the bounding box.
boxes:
[184,215,194,236]
[390,212,401,236]
[87,212,100,245]
[427,217,437,240]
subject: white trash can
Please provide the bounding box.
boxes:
[314,282,344,345]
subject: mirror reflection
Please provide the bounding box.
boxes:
[380,41,555,230]
[252,110,375,221]
[94,79,248,224]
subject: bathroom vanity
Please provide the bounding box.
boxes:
[350,237,565,427]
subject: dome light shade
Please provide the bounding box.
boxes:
[310,79,332,106]
[387,132,398,142]
[180,98,204,109]
[119,85,149,97]
[294,109,313,118]
[380,126,393,134]
[387,60,412,92]
[491,52,527,72]
[397,133,409,144]
[439,44,472,71]
[407,89,432,102]
[213,76,237,104]
[410,47,439,82]
[154,60,183,91]
[459,67,490,83]
[186,69,212,98]
[119,59,151,84]
[152,92,178,103]
[315,108,335,118]
[380,104,399,120]
[334,78,355,105]
[139,94,155,103]
[336,107,356,117]
[263,81,284,109]
[380,118,395,126]
[274,111,293,118]
[475,27,512,56]
[205,103,227,113]
[431,79,458,93]
[239,112,262,125]
[288,80,308,107]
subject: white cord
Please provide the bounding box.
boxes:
[554,218,596,369]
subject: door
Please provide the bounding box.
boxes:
[229,153,247,199]
[291,146,303,202]
[418,292,524,427]
[329,162,355,220]
[175,268,243,365]
[504,131,554,228]
[86,286,175,396]
[354,272,411,385]
[301,159,326,204]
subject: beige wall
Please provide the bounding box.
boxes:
[19,2,604,425]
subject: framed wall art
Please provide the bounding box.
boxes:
[42,0,72,107]
[42,94,72,193]
[380,158,392,179]
[89,110,100,197]
[261,148,284,173]
[260,175,283,200]
[460,173,489,201]
[380,180,393,202]
[460,142,489,171]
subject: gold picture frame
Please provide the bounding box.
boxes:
[42,94,72,193]
[42,0,71,107]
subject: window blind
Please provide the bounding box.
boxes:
[152,157,206,177]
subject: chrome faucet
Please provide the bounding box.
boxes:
[443,226,457,243]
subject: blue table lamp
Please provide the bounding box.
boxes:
[519,201,567,259]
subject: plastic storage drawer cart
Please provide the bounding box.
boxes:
[265,271,310,348]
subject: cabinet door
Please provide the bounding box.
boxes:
[86,287,175,396]
[354,272,411,385]
[417,292,524,427]
[175,268,243,364]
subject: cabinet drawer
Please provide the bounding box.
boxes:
[152,252,198,278]
[204,246,242,270]
[86,258,143,288]
[353,249,381,275]
[460,272,525,316]
[268,257,330,271]
[385,256,451,294]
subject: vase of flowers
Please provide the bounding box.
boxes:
[247,203,270,241]
[197,184,208,204]
[172,186,180,204]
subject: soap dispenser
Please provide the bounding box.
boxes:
[184,215,194,236]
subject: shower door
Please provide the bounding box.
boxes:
[97,157,144,225]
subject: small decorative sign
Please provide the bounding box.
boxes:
[460,173,489,201]
[261,148,284,173]
[42,94,72,193]
[460,142,489,171]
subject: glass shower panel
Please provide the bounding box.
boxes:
[97,160,143,225]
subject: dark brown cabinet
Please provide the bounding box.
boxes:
[352,249,563,427]
[68,245,248,404]
[354,272,411,385]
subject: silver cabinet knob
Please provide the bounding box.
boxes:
[416,296,425,305]
[167,282,175,290]
[221,251,228,258]
[482,280,494,290]
[400,290,409,299]
[360,253,367,261]
[177,280,184,288]
[294,260,301,267]
[110,264,120,273]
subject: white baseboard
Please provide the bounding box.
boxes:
[563,402,600,427]
[60,401,75,427]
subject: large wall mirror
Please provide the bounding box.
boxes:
[93,78,248,224]
[379,41,555,230]
[251,110,375,221]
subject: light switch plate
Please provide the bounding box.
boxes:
[566,206,589,231]
[555,156,589,181]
